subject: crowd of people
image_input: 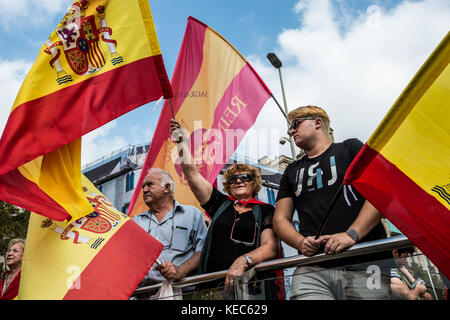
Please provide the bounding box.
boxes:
[129,105,439,300]
[1,105,442,300]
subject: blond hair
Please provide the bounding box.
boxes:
[288,105,331,135]
[222,164,262,197]
[8,238,25,252]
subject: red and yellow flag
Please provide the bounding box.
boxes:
[128,16,272,217]
[0,0,172,222]
[344,32,450,277]
[19,175,162,300]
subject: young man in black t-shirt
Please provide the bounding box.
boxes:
[273,105,391,300]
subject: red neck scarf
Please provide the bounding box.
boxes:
[0,270,20,300]
[226,195,268,207]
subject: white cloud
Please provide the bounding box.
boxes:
[244,0,450,160]
[0,60,32,133]
[81,121,128,166]
[0,0,68,30]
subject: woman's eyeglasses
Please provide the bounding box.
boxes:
[230,214,257,246]
[287,117,316,135]
[227,173,254,185]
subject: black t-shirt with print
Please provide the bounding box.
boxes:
[277,139,389,267]
[201,187,274,273]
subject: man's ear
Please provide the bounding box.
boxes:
[164,183,171,194]
[314,118,322,129]
[392,249,399,258]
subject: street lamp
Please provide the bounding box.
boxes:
[266,52,296,159]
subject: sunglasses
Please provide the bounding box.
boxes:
[287,117,316,135]
[230,219,257,246]
[227,173,254,184]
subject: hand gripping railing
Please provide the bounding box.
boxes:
[131,235,412,297]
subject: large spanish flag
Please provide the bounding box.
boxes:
[0,0,172,222]
[19,174,162,300]
[344,32,450,277]
[128,16,272,217]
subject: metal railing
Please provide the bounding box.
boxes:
[132,235,412,296]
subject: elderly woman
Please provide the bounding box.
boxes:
[1,238,25,300]
[170,119,280,298]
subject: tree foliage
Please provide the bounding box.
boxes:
[0,201,30,258]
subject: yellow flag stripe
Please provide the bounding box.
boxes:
[380,63,450,209]
[19,175,128,299]
[175,27,247,131]
[12,0,162,112]
[368,31,450,151]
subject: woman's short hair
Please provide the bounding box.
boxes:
[8,238,25,251]
[287,105,331,135]
[222,163,262,197]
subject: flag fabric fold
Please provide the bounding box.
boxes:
[0,0,172,222]
[19,174,162,300]
[344,32,450,277]
[128,16,272,217]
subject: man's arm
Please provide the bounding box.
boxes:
[155,251,201,280]
[273,197,299,248]
[319,200,383,255]
[273,197,321,256]
[390,277,428,300]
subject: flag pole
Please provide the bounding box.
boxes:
[315,183,344,239]
[169,98,175,118]
[270,94,288,120]
[168,98,185,143]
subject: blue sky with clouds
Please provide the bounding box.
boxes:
[0,0,449,165]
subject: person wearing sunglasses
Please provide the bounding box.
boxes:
[132,168,208,299]
[273,105,391,300]
[169,119,282,300]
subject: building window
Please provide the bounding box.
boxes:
[125,172,135,192]
[130,172,134,190]
[266,188,276,205]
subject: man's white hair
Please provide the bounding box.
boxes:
[146,168,175,195]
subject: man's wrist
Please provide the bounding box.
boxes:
[242,254,253,269]
[298,237,305,251]
[345,229,360,243]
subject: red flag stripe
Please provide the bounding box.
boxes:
[348,144,450,277]
[63,219,163,300]
[168,17,207,116]
[0,168,69,221]
[0,55,171,176]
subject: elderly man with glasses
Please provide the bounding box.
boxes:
[169,119,281,300]
[132,168,208,298]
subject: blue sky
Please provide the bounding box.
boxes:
[0,0,449,165]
